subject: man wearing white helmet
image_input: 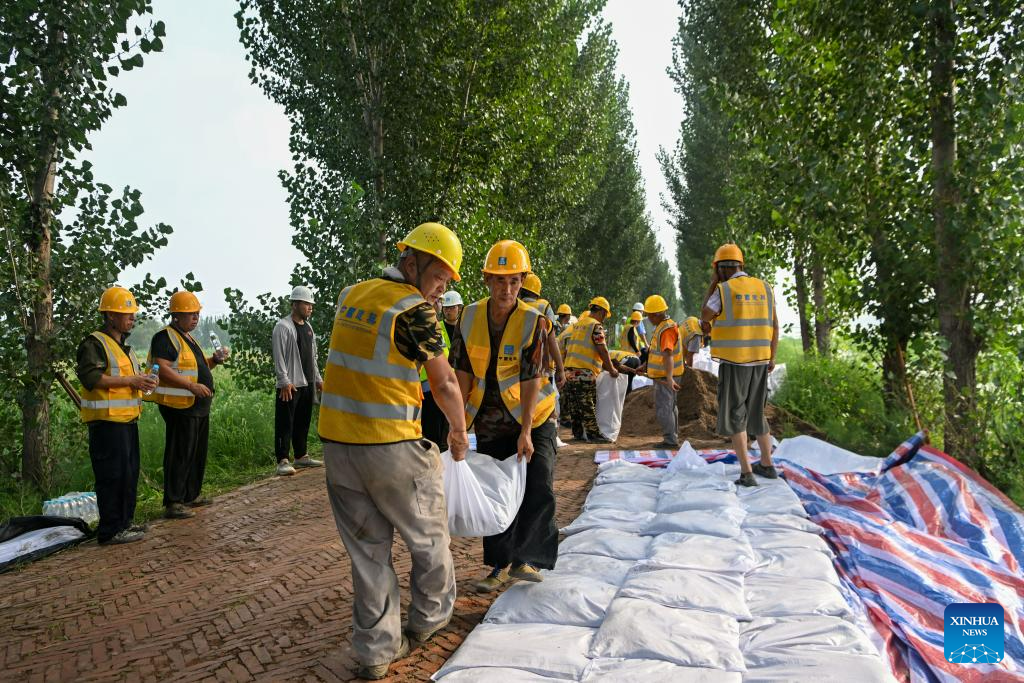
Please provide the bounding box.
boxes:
[441,290,463,342]
[272,285,324,476]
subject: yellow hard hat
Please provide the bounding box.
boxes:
[482,240,531,275]
[589,296,611,314]
[397,222,464,281]
[557,303,572,315]
[99,286,139,314]
[643,294,668,314]
[630,311,643,322]
[169,290,202,313]
[712,243,744,266]
[523,272,542,295]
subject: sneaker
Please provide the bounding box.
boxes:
[752,462,779,479]
[587,435,614,444]
[355,635,410,680]
[276,460,296,476]
[164,503,195,519]
[185,497,213,507]
[99,528,145,545]
[509,563,544,583]
[405,614,452,647]
[735,471,758,488]
[128,522,148,533]
[652,441,680,449]
[473,566,510,593]
[293,455,323,468]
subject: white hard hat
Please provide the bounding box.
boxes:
[442,291,463,307]
[632,302,644,312]
[290,286,315,304]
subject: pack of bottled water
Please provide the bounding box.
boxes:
[42,492,99,524]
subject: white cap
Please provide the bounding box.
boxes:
[632,302,644,312]
[290,286,315,304]
[442,291,463,307]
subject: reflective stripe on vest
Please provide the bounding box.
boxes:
[80,331,143,423]
[460,299,556,429]
[564,318,603,374]
[318,279,426,444]
[710,276,774,364]
[681,316,703,349]
[144,326,199,408]
[608,349,637,363]
[522,297,556,324]
[648,318,684,378]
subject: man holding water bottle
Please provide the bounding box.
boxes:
[76,287,157,545]
[146,290,229,519]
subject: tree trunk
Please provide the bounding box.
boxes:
[810,246,831,357]
[880,334,908,410]
[930,0,980,465]
[793,245,813,354]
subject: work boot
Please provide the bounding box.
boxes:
[128,522,149,533]
[752,462,779,479]
[652,441,680,450]
[276,460,296,476]
[164,503,195,519]
[509,563,544,583]
[99,528,145,545]
[404,614,452,647]
[587,435,614,444]
[185,496,213,507]
[355,636,410,680]
[294,455,323,468]
[735,471,758,488]
[473,566,510,593]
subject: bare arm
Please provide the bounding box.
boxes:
[93,373,155,392]
[155,358,211,397]
[597,344,618,377]
[545,329,565,387]
[769,311,779,372]
[517,377,542,461]
[427,355,469,460]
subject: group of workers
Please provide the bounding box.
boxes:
[76,221,779,679]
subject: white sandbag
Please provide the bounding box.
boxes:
[743,527,834,557]
[752,548,841,586]
[582,658,742,682]
[742,513,822,534]
[766,363,787,397]
[561,507,656,536]
[740,616,878,659]
[442,449,526,537]
[742,652,894,682]
[594,461,664,485]
[745,575,854,621]
[557,528,651,561]
[589,598,746,672]
[583,482,659,513]
[664,441,707,473]
[434,667,566,682]
[618,565,752,620]
[484,575,617,627]
[544,553,635,586]
[596,371,629,441]
[737,485,807,517]
[659,474,736,494]
[773,435,883,475]
[432,623,596,680]
[644,532,759,573]
[642,507,746,538]
[656,489,741,514]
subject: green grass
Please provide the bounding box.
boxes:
[0,371,321,524]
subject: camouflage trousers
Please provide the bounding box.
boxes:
[563,378,601,440]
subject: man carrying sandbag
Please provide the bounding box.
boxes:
[451,240,559,593]
[318,223,469,680]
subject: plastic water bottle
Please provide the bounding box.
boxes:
[210,332,223,353]
[143,362,160,395]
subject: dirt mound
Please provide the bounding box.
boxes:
[620,369,825,443]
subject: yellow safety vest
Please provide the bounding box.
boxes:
[618,323,648,353]
[319,278,427,444]
[648,318,684,378]
[460,298,556,429]
[80,331,143,423]
[420,319,451,385]
[145,326,199,409]
[681,316,703,349]
[564,318,604,374]
[522,296,556,324]
[608,349,637,364]
[710,276,774,364]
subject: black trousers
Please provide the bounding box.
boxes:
[159,407,210,506]
[88,421,140,542]
[478,421,559,570]
[420,390,450,451]
[275,385,314,460]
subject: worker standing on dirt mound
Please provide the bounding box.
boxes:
[451,240,560,593]
[76,287,157,545]
[681,315,704,367]
[318,222,469,680]
[641,294,684,449]
[147,290,228,520]
[701,243,779,488]
[563,297,619,443]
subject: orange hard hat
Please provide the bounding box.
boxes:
[99,286,139,314]
[482,240,531,275]
[712,243,744,266]
[169,290,202,313]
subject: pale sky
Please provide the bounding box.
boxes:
[89,0,797,329]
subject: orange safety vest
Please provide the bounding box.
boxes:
[80,331,143,423]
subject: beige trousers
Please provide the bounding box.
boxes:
[324,438,455,666]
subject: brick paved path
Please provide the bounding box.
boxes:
[0,441,598,683]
